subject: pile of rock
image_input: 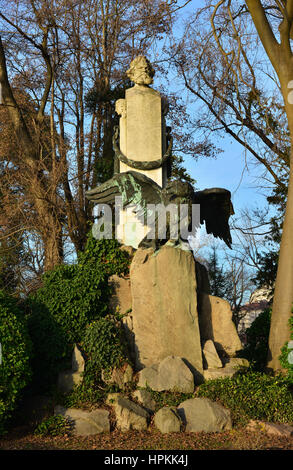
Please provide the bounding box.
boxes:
[55,244,250,436]
[55,354,234,436]
[110,244,246,381]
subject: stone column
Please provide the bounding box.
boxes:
[117,85,166,188]
[114,56,169,247]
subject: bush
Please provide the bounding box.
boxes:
[197,369,293,426]
[280,307,293,384]
[31,237,130,345]
[82,315,129,387]
[26,300,70,393]
[32,263,109,345]
[59,383,108,409]
[241,309,271,371]
[0,291,32,434]
[79,235,131,277]
[27,237,131,393]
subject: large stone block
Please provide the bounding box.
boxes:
[198,294,242,357]
[130,245,203,375]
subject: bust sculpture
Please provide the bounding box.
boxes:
[126,55,155,86]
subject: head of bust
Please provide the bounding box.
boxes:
[126,55,155,86]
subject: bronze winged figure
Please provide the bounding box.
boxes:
[86,171,234,249]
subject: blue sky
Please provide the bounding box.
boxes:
[184,138,270,215]
[170,0,274,222]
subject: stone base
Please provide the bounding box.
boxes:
[108,244,244,384]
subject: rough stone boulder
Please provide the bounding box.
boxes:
[138,356,195,392]
[177,398,232,433]
[202,340,223,369]
[113,396,150,431]
[57,371,83,394]
[223,357,250,368]
[101,363,133,390]
[72,344,85,373]
[58,345,85,393]
[203,357,249,380]
[154,407,181,434]
[106,393,121,406]
[198,294,242,357]
[203,366,237,381]
[54,405,110,436]
[132,389,157,413]
[130,245,203,374]
[246,420,293,437]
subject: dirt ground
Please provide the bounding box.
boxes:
[1,425,293,451]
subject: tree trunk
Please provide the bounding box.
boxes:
[267,149,293,371]
[244,0,293,371]
[43,225,64,272]
[267,77,293,371]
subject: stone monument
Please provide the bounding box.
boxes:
[85,56,241,383]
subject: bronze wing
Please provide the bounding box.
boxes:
[85,170,163,211]
[193,188,234,248]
